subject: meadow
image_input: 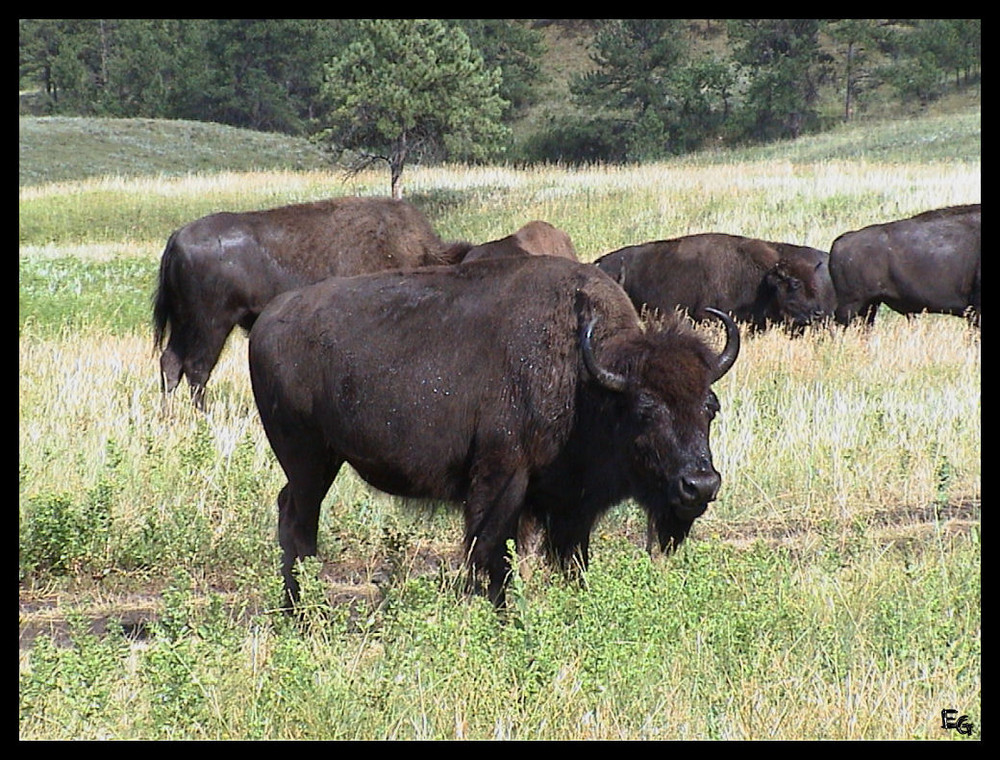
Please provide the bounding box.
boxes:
[18,111,980,740]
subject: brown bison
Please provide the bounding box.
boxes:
[450,220,580,263]
[153,196,457,409]
[829,204,981,326]
[248,255,740,607]
[594,233,837,331]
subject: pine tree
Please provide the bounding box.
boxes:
[318,19,509,198]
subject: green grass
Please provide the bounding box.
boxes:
[19,257,156,336]
[19,116,333,187]
[683,108,981,165]
[18,534,981,739]
[19,110,980,740]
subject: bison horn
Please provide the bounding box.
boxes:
[581,316,628,392]
[704,307,740,382]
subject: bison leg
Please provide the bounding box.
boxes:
[834,298,879,328]
[861,302,880,326]
[544,512,595,578]
[159,344,184,396]
[464,466,529,607]
[275,457,343,609]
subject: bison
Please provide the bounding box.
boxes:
[448,220,580,263]
[153,196,458,409]
[829,204,981,327]
[594,233,837,331]
[248,255,740,608]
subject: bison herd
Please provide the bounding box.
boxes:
[151,196,981,608]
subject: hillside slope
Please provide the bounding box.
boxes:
[19,116,333,187]
[19,106,981,190]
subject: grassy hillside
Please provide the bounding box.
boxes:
[20,102,980,189]
[18,116,334,187]
[19,18,981,186]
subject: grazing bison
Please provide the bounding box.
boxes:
[153,196,456,409]
[829,204,981,326]
[451,220,580,263]
[249,255,740,607]
[594,233,837,331]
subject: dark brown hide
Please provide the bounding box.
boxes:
[248,255,739,608]
[829,204,981,326]
[152,196,455,409]
[460,220,580,263]
[595,233,836,331]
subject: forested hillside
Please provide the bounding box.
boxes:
[19,19,981,168]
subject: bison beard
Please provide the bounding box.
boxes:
[248,256,739,608]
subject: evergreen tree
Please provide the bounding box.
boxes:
[318,19,509,198]
[570,20,736,157]
[18,19,982,165]
[19,19,100,112]
[451,19,546,114]
[96,19,184,117]
[825,19,892,121]
[882,19,981,105]
[571,19,689,159]
[727,19,825,141]
[182,19,334,134]
[672,52,738,147]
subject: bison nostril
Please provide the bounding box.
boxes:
[680,471,721,504]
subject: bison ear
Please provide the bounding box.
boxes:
[765,265,800,291]
[616,260,627,289]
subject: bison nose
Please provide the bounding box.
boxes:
[678,465,721,513]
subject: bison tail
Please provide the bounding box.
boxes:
[151,231,179,353]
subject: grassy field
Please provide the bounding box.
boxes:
[18,110,980,740]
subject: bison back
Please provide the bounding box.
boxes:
[596,235,770,319]
[240,196,446,278]
[249,256,639,499]
[461,221,579,263]
[830,204,981,322]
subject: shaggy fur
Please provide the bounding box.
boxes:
[248,255,739,608]
[455,220,580,263]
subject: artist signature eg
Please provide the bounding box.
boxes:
[941,709,974,736]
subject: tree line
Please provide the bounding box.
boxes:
[19,19,980,189]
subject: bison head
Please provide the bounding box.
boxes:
[582,307,739,551]
[764,260,830,328]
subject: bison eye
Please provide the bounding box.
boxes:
[705,393,720,419]
[636,392,667,423]
[637,394,657,415]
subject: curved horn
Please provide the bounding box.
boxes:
[581,316,628,392]
[703,307,740,382]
